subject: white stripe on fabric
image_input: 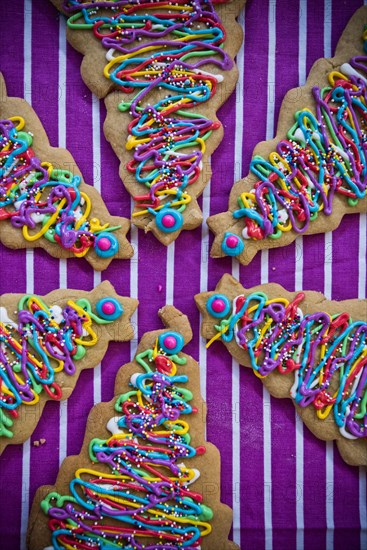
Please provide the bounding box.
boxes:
[92,97,102,404]
[324,0,332,59]
[324,231,332,300]
[295,413,304,549]
[166,242,175,306]
[58,15,68,468]
[58,17,67,150]
[326,441,334,550]
[262,2,276,546]
[20,2,33,548]
[295,238,303,292]
[261,248,271,550]
[295,2,307,547]
[232,260,241,545]
[360,468,367,550]
[358,213,367,549]
[130,222,138,360]
[323,143,334,550]
[231,6,245,543]
[358,214,366,300]
[323,5,334,542]
[266,0,276,142]
[199,178,210,401]
[59,260,67,289]
[298,0,307,86]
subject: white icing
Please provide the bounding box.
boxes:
[277,208,289,224]
[130,372,140,387]
[30,212,46,223]
[3,159,17,178]
[233,295,244,347]
[340,62,367,84]
[333,144,349,161]
[242,227,250,240]
[177,463,201,484]
[293,127,306,144]
[339,425,357,439]
[14,199,25,210]
[290,369,299,399]
[98,483,116,491]
[0,307,18,329]
[19,181,28,194]
[339,406,358,439]
[74,208,83,221]
[106,48,116,61]
[188,468,200,484]
[107,416,123,435]
[192,67,224,82]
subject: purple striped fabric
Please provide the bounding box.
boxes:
[0,1,366,549]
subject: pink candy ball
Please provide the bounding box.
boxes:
[101,301,116,315]
[212,299,226,313]
[226,235,239,248]
[163,336,177,349]
[98,237,112,251]
[162,214,176,228]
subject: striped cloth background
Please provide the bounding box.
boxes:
[0,0,366,548]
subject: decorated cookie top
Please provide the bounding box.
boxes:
[222,44,367,257]
[203,289,367,441]
[0,283,138,452]
[39,329,215,549]
[0,116,124,261]
[208,14,367,264]
[0,293,124,440]
[56,0,242,241]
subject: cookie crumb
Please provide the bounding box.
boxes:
[33,440,40,447]
[158,284,163,292]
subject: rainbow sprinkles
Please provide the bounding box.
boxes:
[0,117,125,263]
[58,0,243,240]
[209,17,367,262]
[195,275,367,465]
[205,292,367,439]
[0,293,124,441]
[33,322,227,549]
[0,283,137,452]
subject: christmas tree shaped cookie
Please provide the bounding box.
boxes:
[50,0,245,244]
[196,274,367,467]
[28,306,238,550]
[0,74,133,270]
[208,7,367,265]
[0,282,138,453]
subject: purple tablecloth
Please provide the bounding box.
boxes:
[0,0,366,548]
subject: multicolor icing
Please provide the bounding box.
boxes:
[206,292,367,439]
[0,294,123,438]
[41,330,213,549]
[222,34,367,256]
[62,0,233,233]
[0,117,121,258]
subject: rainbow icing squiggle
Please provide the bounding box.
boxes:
[206,292,367,439]
[0,117,121,259]
[62,0,233,234]
[0,294,123,439]
[222,32,367,256]
[41,330,213,549]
